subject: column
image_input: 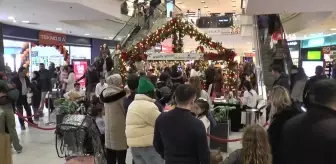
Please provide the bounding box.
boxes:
[0,23,4,72]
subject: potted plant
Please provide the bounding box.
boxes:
[210,105,234,152]
[54,98,79,125]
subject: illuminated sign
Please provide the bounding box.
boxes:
[308,38,325,47]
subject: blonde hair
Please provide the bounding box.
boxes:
[189,76,202,98]
[242,124,272,164]
[269,86,292,119]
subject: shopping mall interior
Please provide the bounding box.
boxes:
[1,0,336,163]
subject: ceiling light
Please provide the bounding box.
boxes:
[56,28,62,31]
[12,20,17,23]
[330,28,336,31]
[177,1,182,4]
[84,33,90,36]
[201,0,205,3]
[8,16,15,20]
[204,5,208,8]
[22,20,30,23]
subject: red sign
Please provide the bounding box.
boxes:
[39,31,66,45]
[73,60,88,87]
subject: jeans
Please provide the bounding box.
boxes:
[39,91,48,113]
[0,104,22,151]
[106,149,127,164]
[16,95,34,126]
[131,146,164,164]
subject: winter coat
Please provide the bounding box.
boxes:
[100,85,127,150]
[268,105,301,164]
[64,72,75,92]
[290,79,307,102]
[39,69,52,92]
[272,73,290,91]
[125,94,161,147]
[283,104,336,164]
[223,149,243,164]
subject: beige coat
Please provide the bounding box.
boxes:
[125,94,161,147]
[101,85,128,150]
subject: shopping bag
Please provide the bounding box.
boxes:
[0,133,13,164]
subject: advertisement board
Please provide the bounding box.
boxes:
[72,59,89,87]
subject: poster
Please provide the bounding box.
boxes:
[72,60,89,87]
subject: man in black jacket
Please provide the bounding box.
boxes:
[302,65,327,107]
[153,84,210,164]
[283,79,336,164]
[271,64,289,90]
[76,65,100,100]
[99,53,113,77]
[38,63,51,117]
[11,67,35,130]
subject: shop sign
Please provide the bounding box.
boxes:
[73,60,88,87]
[201,28,232,35]
[244,52,255,57]
[147,53,203,60]
[39,31,66,45]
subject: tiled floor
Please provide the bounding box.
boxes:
[12,111,242,164]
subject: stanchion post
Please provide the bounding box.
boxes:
[45,91,56,126]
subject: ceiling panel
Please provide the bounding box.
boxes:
[0,0,127,39]
[246,0,336,15]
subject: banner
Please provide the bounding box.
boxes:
[39,31,66,45]
[72,60,89,87]
[147,53,203,60]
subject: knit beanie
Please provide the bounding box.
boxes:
[137,76,155,94]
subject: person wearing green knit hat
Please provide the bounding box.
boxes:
[126,76,163,164]
[137,76,156,97]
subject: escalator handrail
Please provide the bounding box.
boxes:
[124,3,167,49]
[111,16,137,42]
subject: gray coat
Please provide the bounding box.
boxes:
[101,85,128,150]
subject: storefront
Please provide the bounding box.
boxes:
[2,24,118,72]
[299,36,336,77]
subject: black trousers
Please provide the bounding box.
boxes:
[106,149,127,164]
[16,95,33,126]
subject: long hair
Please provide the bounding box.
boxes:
[269,86,292,119]
[242,125,272,164]
[295,67,308,81]
[189,76,202,98]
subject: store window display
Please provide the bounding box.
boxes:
[3,39,30,72]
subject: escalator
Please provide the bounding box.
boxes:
[112,4,167,52]
[254,14,294,91]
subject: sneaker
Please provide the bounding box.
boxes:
[16,149,22,154]
[21,126,26,130]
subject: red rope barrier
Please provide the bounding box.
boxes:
[207,122,269,143]
[15,112,39,119]
[15,112,56,131]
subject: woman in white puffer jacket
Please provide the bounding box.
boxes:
[125,76,163,164]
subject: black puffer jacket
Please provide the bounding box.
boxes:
[268,105,301,164]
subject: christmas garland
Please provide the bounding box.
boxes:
[120,17,238,91]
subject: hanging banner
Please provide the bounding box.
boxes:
[72,59,89,87]
[39,31,66,45]
[147,53,203,60]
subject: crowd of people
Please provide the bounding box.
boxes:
[1,47,336,164]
